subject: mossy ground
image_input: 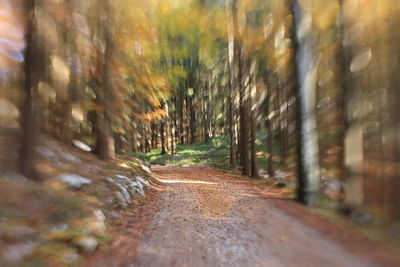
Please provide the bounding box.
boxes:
[133,132,294,172]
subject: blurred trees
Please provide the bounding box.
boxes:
[1,0,400,222]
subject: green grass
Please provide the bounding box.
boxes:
[133,135,231,168]
[133,132,294,172]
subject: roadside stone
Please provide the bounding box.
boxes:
[0,223,36,241]
[104,177,114,183]
[274,181,287,188]
[59,152,82,164]
[109,210,121,218]
[135,181,144,196]
[58,174,92,189]
[141,165,152,175]
[72,140,92,152]
[2,242,36,264]
[63,251,79,264]
[115,191,128,207]
[35,146,58,160]
[136,176,149,188]
[74,236,98,254]
[85,210,106,235]
[115,183,131,204]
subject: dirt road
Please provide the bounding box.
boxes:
[131,166,394,267]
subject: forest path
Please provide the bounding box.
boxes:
[132,166,380,267]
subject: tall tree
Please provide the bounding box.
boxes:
[291,0,320,205]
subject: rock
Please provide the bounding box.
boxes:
[52,223,68,231]
[136,176,149,188]
[115,183,131,204]
[261,174,270,179]
[2,242,35,264]
[3,172,33,185]
[115,175,138,187]
[109,210,121,218]
[324,180,343,200]
[114,175,140,197]
[72,140,92,152]
[104,177,114,183]
[258,169,266,175]
[274,170,290,179]
[136,158,151,168]
[74,236,98,254]
[141,165,152,175]
[127,187,137,197]
[58,174,92,189]
[274,181,287,188]
[89,210,106,234]
[35,146,58,160]
[351,210,372,225]
[94,209,105,222]
[115,191,128,207]
[59,152,82,163]
[0,222,37,242]
[135,181,144,196]
[63,252,79,264]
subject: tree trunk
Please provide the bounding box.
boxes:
[96,0,115,160]
[225,0,236,167]
[160,119,167,155]
[170,109,176,155]
[189,95,196,144]
[291,0,320,206]
[179,94,185,145]
[20,0,41,180]
[203,79,210,143]
[250,62,258,178]
[238,55,249,176]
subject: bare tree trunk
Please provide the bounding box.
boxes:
[131,123,137,153]
[189,95,196,144]
[238,55,249,175]
[225,0,236,167]
[179,94,185,145]
[160,120,167,155]
[96,0,115,160]
[250,62,258,178]
[170,107,176,155]
[203,78,210,143]
[291,0,320,206]
[20,0,41,180]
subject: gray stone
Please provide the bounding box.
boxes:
[115,191,128,207]
[136,176,149,188]
[52,223,68,231]
[74,236,98,254]
[104,177,115,183]
[72,140,92,152]
[59,152,82,163]
[58,174,92,189]
[136,182,144,196]
[63,252,79,264]
[141,165,152,175]
[115,183,131,204]
[2,242,35,263]
[35,146,58,160]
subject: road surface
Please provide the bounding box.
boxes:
[132,166,382,267]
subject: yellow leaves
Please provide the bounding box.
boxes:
[313,1,339,31]
[51,55,70,87]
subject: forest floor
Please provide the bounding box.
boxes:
[90,165,400,267]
